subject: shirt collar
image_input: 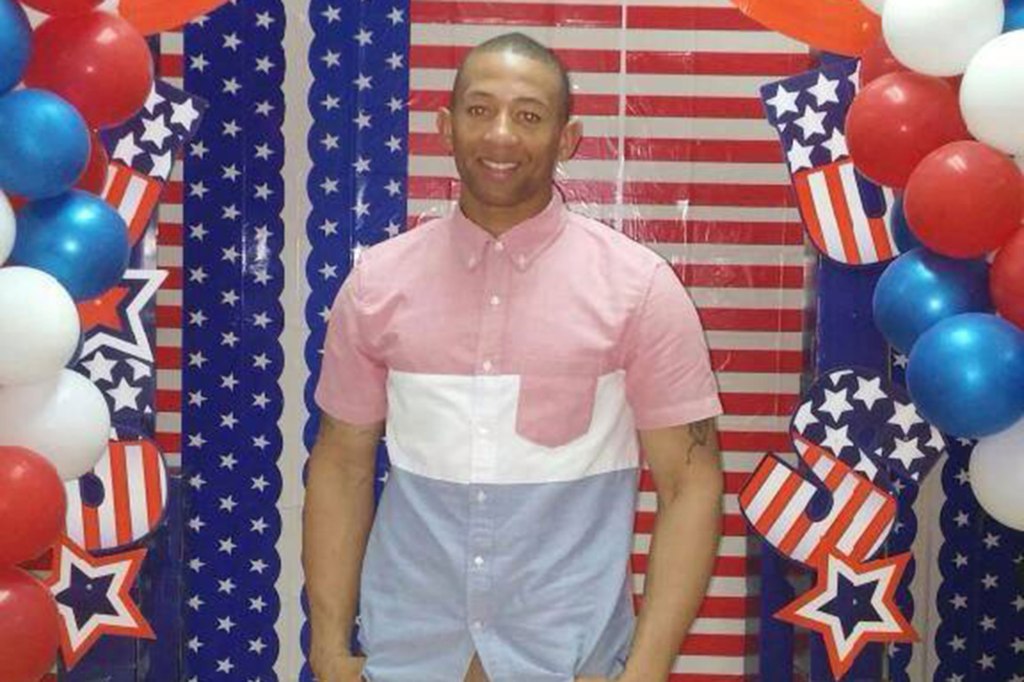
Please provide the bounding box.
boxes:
[449,193,567,272]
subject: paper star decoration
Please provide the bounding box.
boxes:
[776,550,918,679]
[43,535,155,669]
[79,269,168,362]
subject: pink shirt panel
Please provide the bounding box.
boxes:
[315,195,722,431]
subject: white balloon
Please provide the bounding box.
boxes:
[970,418,1024,531]
[883,0,1004,76]
[0,267,81,385]
[0,369,111,480]
[960,31,1024,157]
[0,191,13,265]
[859,0,885,15]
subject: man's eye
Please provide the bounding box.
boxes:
[467,105,487,116]
[520,111,541,123]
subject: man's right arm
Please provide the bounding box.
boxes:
[302,413,384,680]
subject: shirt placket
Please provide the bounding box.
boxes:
[467,240,511,666]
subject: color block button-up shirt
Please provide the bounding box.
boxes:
[315,194,723,682]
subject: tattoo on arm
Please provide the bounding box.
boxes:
[685,418,714,464]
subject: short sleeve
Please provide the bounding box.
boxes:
[624,263,723,430]
[314,262,388,425]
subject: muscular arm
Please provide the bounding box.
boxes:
[302,414,383,666]
[620,418,724,682]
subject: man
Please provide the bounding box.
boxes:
[303,33,724,682]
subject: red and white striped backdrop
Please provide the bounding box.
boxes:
[156,30,185,472]
[406,1,811,678]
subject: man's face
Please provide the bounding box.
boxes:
[438,50,581,214]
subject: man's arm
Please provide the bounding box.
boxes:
[619,417,724,682]
[302,413,383,678]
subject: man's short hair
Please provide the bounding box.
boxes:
[452,32,573,121]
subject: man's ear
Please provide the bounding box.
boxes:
[558,117,583,162]
[437,107,454,153]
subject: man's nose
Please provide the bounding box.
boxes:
[483,111,516,144]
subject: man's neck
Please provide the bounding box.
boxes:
[459,189,553,239]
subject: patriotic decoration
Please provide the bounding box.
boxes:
[775,549,918,679]
[63,439,169,554]
[761,58,898,266]
[740,434,896,568]
[180,2,287,680]
[106,3,1024,682]
[43,535,155,670]
[101,80,207,183]
[78,269,168,364]
[792,367,946,485]
[101,162,164,248]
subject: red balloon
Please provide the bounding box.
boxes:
[846,72,969,188]
[0,567,60,682]
[20,0,101,15]
[905,141,1024,258]
[76,130,109,194]
[0,447,66,566]
[23,11,154,129]
[991,228,1024,328]
[859,37,907,87]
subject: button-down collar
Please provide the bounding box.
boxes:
[450,192,567,272]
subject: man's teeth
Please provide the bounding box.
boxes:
[482,160,517,171]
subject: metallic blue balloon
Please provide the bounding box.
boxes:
[873,248,992,354]
[907,313,1024,437]
[0,89,90,199]
[889,195,922,253]
[11,190,130,301]
[0,0,30,95]
[1005,0,1024,32]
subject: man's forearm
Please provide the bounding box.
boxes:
[622,480,723,682]
[302,451,377,654]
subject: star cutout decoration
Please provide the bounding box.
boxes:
[776,550,918,679]
[79,269,168,363]
[43,535,154,669]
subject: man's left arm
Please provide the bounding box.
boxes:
[582,417,724,682]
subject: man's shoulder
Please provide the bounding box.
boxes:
[355,217,447,279]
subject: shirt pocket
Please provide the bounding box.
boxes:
[515,359,600,449]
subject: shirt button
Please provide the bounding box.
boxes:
[473,620,484,630]
[489,295,501,307]
[476,490,487,503]
[467,256,477,268]
[494,242,505,252]
[474,556,485,567]
[477,425,489,436]
[481,360,493,372]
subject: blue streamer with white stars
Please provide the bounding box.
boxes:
[182,2,286,680]
[302,1,410,679]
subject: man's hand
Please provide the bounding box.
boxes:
[310,652,366,682]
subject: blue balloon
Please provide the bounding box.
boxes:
[1005,0,1024,32]
[11,190,130,301]
[907,313,1024,437]
[0,89,90,200]
[889,195,922,253]
[873,248,992,354]
[0,0,30,95]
